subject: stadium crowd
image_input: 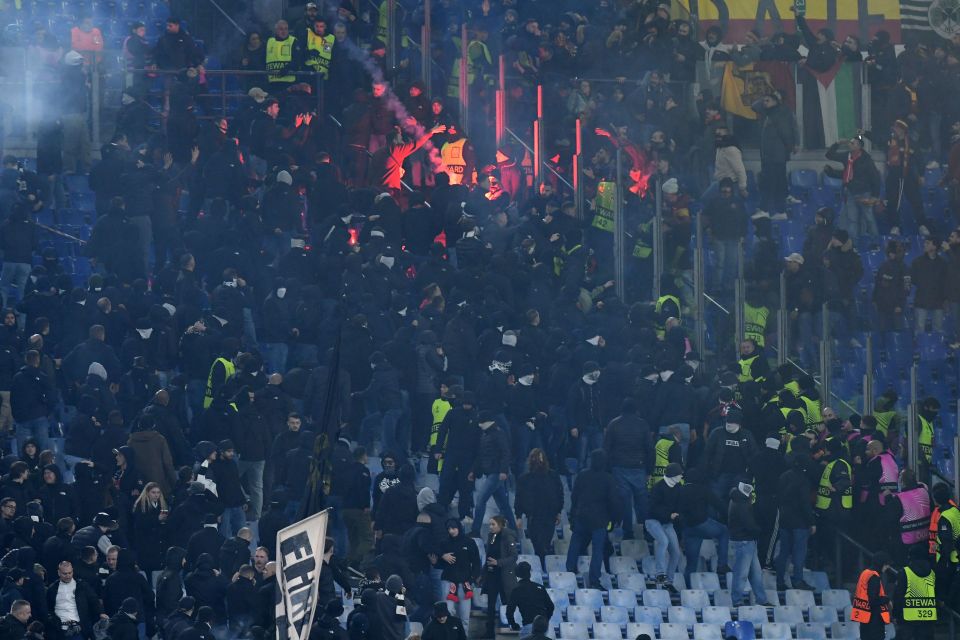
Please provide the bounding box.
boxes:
[0,0,955,640]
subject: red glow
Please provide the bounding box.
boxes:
[348,229,359,245]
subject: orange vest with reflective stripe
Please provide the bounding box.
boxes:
[850,569,891,624]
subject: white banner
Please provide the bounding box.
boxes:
[275,509,329,640]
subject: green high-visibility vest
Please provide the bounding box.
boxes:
[902,567,937,621]
[648,436,676,488]
[203,357,235,409]
[744,303,769,347]
[937,507,960,564]
[266,36,296,83]
[919,415,934,463]
[815,459,853,511]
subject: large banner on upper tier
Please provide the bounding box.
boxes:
[676,0,904,43]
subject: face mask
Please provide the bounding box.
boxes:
[223,279,237,288]
[479,421,494,431]
[518,375,534,386]
[738,482,754,497]
[370,229,385,238]
[663,476,681,488]
[291,238,306,248]
[380,256,395,269]
[502,333,517,347]
[137,328,153,339]
[765,437,780,450]
[397,307,407,317]
[276,287,287,299]
[586,336,601,346]
[660,370,673,382]
[527,246,535,255]
[687,360,700,371]
[583,372,600,385]
[725,422,740,433]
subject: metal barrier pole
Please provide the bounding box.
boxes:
[459,24,468,136]
[422,0,431,93]
[820,303,831,406]
[907,403,917,474]
[534,85,544,190]
[653,175,663,300]
[861,64,871,135]
[734,278,744,347]
[91,58,101,148]
[910,364,919,471]
[498,55,506,134]
[863,333,874,414]
[795,64,804,152]
[574,119,583,220]
[614,150,625,302]
[694,214,706,357]
[386,0,397,72]
[778,271,788,366]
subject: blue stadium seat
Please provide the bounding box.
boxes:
[575,588,603,612]
[600,605,629,626]
[592,622,623,639]
[723,620,756,640]
[702,606,731,624]
[548,572,577,595]
[634,606,663,627]
[642,589,671,612]
[690,572,721,593]
[558,622,588,639]
[618,573,645,593]
[737,605,768,626]
[831,622,860,639]
[694,623,723,640]
[545,556,566,574]
[566,605,595,626]
[547,588,569,613]
[809,605,838,623]
[608,589,637,613]
[785,589,816,612]
[659,622,689,640]
[790,169,818,195]
[627,623,657,638]
[774,605,804,626]
[798,622,828,639]
[680,589,710,612]
[609,556,638,575]
[762,622,792,640]
[668,606,696,626]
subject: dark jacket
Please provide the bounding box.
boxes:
[472,424,510,477]
[514,470,564,522]
[155,547,186,619]
[46,578,101,636]
[184,554,229,620]
[374,468,418,536]
[506,578,555,627]
[603,412,651,469]
[439,522,481,584]
[131,502,165,573]
[825,144,881,196]
[648,478,683,524]
[754,101,797,164]
[422,615,468,640]
[569,450,620,530]
[106,612,139,640]
[728,488,761,541]
[704,426,758,476]
[911,252,949,310]
[778,463,816,530]
[10,366,52,423]
[186,527,225,570]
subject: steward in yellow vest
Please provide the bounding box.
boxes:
[736,338,769,383]
[815,439,853,517]
[304,19,334,80]
[894,546,936,629]
[266,21,298,87]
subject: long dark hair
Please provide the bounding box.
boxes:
[527,448,550,473]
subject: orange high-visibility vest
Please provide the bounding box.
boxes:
[850,569,891,624]
[930,500,958,554]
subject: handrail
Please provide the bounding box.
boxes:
[702,293,730,315]
[503,126,574,190]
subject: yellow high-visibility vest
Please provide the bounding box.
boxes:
[305,31,334,79]
[266,36,296,83]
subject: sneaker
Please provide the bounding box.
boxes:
[751,210,770,221]
[889,226,901,236]
[786,195,803,204]
[664,582,678,594]
[771,212,789,220]
[919,224,931,237]
[793,580,816,591]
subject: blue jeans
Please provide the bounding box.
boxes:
[471,474,516,534]
[612,467,648,536]
[915,307,945,335]
[566,525,607,587]
[186,379,205,427]
[260,342,289,374]
[236,459,265,519]
[731,539,768,605]
[0,262,30,308]
[644,519,681,578]
[360,409,402,456]
[682,518,730,581]
[712,238,741,291]
[220,506,246,538]
[712,472,739,502]
[838,192,878,243]
[15,417,51,457]
[775,527,810,585]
